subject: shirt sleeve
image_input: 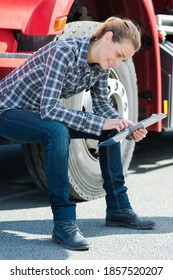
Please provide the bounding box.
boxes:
[40,43,105,136]
[90,70,121,119]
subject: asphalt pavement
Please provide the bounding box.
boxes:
[0,131,173,260]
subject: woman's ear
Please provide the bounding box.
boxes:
[104,31,113,41]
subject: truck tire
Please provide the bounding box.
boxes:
[22,21,138,200]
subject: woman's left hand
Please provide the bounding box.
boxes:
[130,128,148,142]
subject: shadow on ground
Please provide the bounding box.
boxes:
[129,131,173,174]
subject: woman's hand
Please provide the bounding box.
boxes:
[103,118,132,132]
[130,128,148,142]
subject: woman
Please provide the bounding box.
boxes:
[0,17,155,251]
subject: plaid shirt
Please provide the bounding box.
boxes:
[0,37,119,135]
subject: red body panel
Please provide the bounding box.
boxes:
[0,0,73,35]
[0,0,74,79]
[135,0,162,131]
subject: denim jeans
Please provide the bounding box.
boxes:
[0,109,131,222]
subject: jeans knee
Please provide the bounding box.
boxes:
[43,121,70,145]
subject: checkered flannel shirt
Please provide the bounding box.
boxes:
[0,37,120,135]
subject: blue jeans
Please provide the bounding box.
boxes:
[0,109,131,222]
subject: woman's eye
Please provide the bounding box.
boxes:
[117,53,122,57]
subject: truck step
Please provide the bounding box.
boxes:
[0,52,31,59]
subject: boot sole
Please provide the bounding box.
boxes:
[105,220,156,230]
[52,235,89,251]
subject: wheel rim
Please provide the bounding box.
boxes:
[81,68,129,161]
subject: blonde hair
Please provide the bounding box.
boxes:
[91,17,141,52]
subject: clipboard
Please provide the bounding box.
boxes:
[99,113,167,147]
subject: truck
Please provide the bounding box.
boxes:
[0,0,173,201]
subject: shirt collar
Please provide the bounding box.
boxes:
[76,37,102,72]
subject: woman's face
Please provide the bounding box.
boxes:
[96,31,135,70]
